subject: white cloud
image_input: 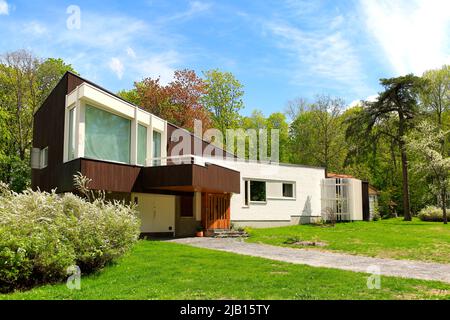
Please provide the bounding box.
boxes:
[23,21,47,36]
[131,50,179,84]
[57,14,150,50]
[7,10,183,86]
[266,21,364,87]
[126,47,136,59]
[349,94,378,108]
[0,0,9,15]
[109,58,124,79]
[360,0,450,75]
[160,1,212,23]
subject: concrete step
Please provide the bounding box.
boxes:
[209,229,249,238]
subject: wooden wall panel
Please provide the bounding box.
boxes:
[32,73,84,192]
[192,163,240,194]
[141,163,239,194]
[80,159,141,193]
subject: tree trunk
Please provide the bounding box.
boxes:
[398,113,411,221]
[442,189,448,225]
[400,147,411,221]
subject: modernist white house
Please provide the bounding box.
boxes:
[31,72,375,237]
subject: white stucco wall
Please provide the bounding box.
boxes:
[204,158,326,223]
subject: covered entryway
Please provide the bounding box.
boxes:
[202,193,231,233]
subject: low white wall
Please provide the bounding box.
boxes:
[206,159,325,224]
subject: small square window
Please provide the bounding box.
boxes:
[283,183,294,198]
[250,181,266,202]
[40,147,48,169]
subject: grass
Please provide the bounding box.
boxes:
[246,218,450,264]
[2,240,450,300]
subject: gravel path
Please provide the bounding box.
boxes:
[170,237,450,283]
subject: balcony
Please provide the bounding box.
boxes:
[59,155,240,194]
[140,155,240,194]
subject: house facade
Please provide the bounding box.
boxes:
[31,72,371,237]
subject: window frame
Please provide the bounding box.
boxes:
[244,180,249,207]
[40,147,49,169]
[137,123,148,166]
[67,106,76,161]
[152,129,162,166]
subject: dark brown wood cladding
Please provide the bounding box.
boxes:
[80,159,141,193]
[192,163,240,193]
[32,73,84,192]
[140,163,240,194]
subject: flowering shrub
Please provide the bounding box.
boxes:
[417,206,447,222]
[0,184,140,292]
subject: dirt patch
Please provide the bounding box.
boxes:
[292,241,328,247]
[270,271,290,275]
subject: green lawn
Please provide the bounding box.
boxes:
[2,240,450,300]
[246,218,450,264]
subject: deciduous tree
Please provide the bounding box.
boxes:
[407,121,450,224]
[202,69,244,136]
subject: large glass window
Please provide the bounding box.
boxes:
[152,130,161,166]
[250,181,266,202]
[85,105,131,164]
[68,108,75,160]
[137,124,147,166]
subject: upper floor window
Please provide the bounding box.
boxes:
[84,105,131,164]
[68,107,75,160]
[137,124,147,166]
[153,130,161,166]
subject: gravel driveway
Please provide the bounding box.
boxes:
[170,237,450,283]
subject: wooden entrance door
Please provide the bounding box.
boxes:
[203,193,231,230]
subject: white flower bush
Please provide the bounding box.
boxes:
[0,184,140,292]
[418,206,447,222]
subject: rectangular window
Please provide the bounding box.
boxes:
[283,183,294,198]
[137,124,147,166]
[40,147,48,169]
[250,181,266,202]
[244,180,249,206]
[180,196,194,217]
[153,130,161,166]
[68,108,75,160]
[84,105,131,164]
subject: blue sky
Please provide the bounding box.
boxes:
[1,0,449,116]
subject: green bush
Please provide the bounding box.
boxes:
[372,205,381,221]
[0,184,140,292]
[417,206,447,222]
